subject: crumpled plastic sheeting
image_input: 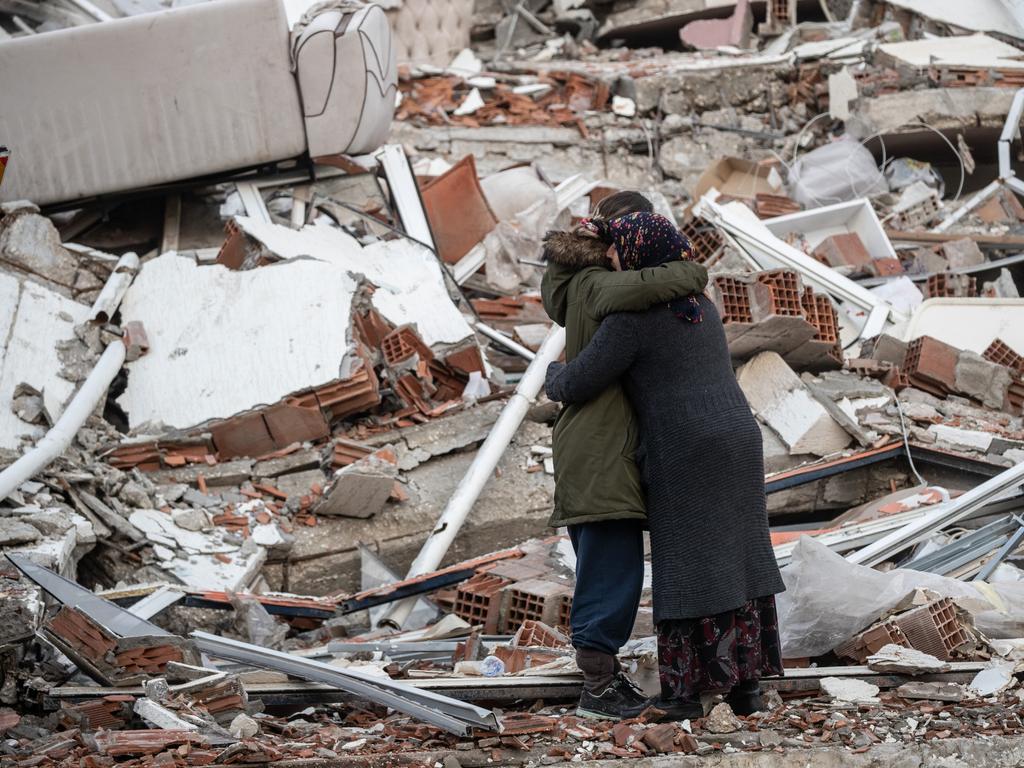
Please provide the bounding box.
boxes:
[777,537,1024,658]
[788,136,888,208]
[483,191,566,292]
[229,592,289,650]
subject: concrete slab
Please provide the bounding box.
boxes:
[737,352,851,457]
[118,254,359,432]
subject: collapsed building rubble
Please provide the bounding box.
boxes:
[6,0,1024,764]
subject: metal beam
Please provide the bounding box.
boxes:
[191,632,499,735]
[847,459,1024,567]
[7,553,171,638]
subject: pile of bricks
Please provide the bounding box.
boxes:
[834,620,910,663]
[679,217,726,265]
[834,598,976,663]
[707,269,843,370]
[105,304,485,471]
[983,339,1024,374]
[982,338,1024,414]
[925,273,977,299]
[903,336,960,397]
[881,334,1019,413]
[451,542,574,635]
[930,66,1024,89]
[893,599,976,661]
[453,573,512,633]
[493,620,571,673]
[43,606,198,687]
[60,695,134,732]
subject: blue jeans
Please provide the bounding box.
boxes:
[568,519,644,655]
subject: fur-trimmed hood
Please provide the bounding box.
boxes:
[542,230,609,268]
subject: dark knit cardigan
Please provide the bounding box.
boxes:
[545,298,785,622]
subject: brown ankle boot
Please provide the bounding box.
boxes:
[575,647,616,693]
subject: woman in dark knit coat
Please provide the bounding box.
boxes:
[544,212,786,718]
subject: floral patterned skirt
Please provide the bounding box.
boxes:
[657,595,784,702]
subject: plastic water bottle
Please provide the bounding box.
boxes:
[479,656,506,677]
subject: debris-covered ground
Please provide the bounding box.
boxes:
[5,0,1024,765]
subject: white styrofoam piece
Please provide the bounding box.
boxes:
[902,298,1024,354]
[765,199,897,260]
[118,253,358,430]
[0,277,91,450]
[235,217,474,347]
[879,33,1024,69]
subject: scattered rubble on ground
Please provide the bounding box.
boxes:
[6,0,1024,764]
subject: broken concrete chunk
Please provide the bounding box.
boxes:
[820,677,880,703]
[252,449,323,478]
[896,681,964,702]
[0,212,80,288]
[315,454,398,518]
[940,238,985,270]
[149,460,254,489]
[366,400,503,471]
[737,352,851,457]
[133,698,198,732]
[21,511,75,538]
[703,702,743,734]
[866,644,952,675]
[172,509,212,533]
[264,468,327,500]
[229,713,259,739]
[0,518,42,546]
[0,577,43,645]
[927,424,994,453]
[954,351,1012,410]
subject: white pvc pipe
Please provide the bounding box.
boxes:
[89,252,139,324]
[0,341,126,501]
[379,325,566,628]
[475,322,536,362]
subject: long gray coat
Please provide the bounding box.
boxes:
[545,298,785,623]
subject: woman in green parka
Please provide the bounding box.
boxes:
[540,192,708,720]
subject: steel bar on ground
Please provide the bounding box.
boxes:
[974,517,1024,582]
[191,632,498,735]
[847,460,1024,567]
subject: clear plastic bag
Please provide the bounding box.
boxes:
[788,136,888,208]
[776,536,1024,658]
[885,157,945,197]
[229,592,289,649]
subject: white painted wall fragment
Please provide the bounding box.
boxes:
[0,275,91,449]
[117,254,358,431]
[736,351,851,457]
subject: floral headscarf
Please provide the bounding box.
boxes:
[578,212,703,323]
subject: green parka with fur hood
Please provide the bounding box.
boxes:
[541,230,709,528]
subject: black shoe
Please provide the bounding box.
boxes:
[726,681,762,716]
[644,697,704,722]
[576,674,650,721]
